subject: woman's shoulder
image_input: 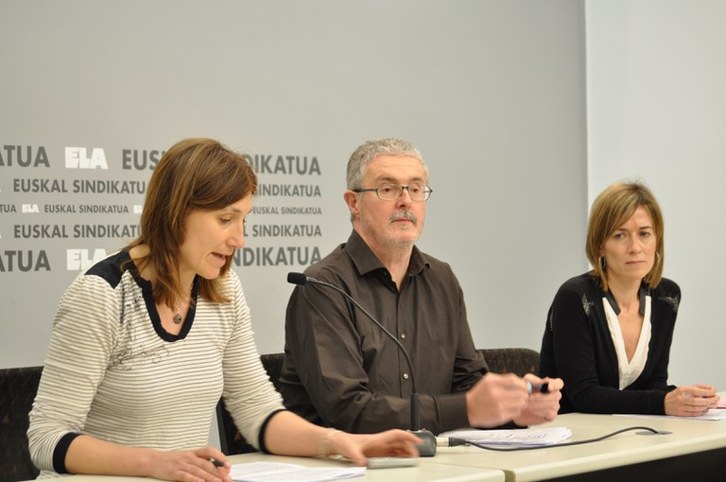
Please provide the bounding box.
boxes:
[652,277,681,298]
[217,268,243,292]
[82,249,129,289]
[62,250,133,301]
[558,272,600,295]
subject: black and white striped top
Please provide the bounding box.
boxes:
[28,250,284,476]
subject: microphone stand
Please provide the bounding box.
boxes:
[288,273,437,456]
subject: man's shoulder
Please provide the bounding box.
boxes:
[417,249,455,272]
[304,243,349,276]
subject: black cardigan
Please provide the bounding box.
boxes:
[539,272,680,414]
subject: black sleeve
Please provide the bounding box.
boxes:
[547,284,667,415]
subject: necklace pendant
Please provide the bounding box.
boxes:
[173,313,183,324]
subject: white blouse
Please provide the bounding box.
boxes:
[602,296,652,390]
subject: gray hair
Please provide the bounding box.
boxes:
[346,138,429,189]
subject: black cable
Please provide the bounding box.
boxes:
[446,426,664,452]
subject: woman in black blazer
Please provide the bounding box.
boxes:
[539,181,718,415]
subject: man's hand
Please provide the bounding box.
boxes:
[465,373,530,427]
[512,375,563,426]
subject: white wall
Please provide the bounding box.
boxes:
[1,0,587,449]
[3,0,722,446]
[586,0,726,388]
[0,0,587,371]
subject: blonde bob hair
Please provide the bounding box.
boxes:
[586,181,665,291]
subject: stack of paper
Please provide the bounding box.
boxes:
[230,462,366,482]
[438,427,572,446]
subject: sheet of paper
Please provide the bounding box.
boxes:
[438,427,572,446]
[230,462,366,482]
[616,409,726,421]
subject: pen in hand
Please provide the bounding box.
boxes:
[527,381,549,394]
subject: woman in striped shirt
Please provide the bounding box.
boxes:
[28,138,419,480]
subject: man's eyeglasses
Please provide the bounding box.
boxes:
[352,183,433,202]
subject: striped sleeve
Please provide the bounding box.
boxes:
[28,272,120,472]
[220,271,285,450]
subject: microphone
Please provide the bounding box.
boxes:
[287,272,437,457]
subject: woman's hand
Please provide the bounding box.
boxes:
[66,435,231,481]
[328,429,421,466]
[148,446,231,482]
[664,384,719,417]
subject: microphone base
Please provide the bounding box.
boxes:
[410,429,437,457]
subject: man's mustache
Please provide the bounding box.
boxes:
[390,210,417,224]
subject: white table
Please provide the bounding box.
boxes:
[433,410,726,481]
[53,452,504,482]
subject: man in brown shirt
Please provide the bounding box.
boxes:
[279,138,562,434]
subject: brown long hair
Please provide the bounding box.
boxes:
[126,138,257,307]
[586,181,665,291]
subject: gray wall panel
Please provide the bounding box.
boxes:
[1,1,586,383]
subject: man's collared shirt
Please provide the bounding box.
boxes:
[279,230,487,434]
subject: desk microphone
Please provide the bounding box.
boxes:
[287,272,437,457]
